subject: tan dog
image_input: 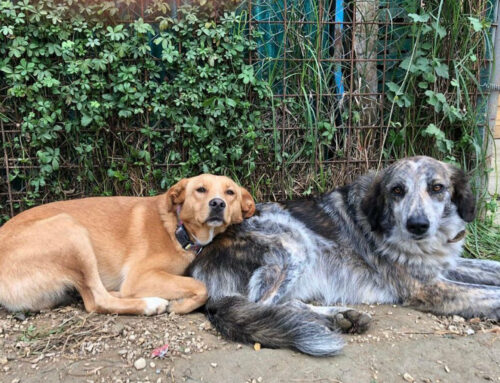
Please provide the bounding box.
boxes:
[0,175,255,315]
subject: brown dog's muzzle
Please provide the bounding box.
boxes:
[206,198,226,224]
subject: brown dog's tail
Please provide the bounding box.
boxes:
[205,295,344,356]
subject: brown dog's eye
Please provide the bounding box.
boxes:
[225,189,235,196]
[196,187,207,193]
[432,184,444,193]
[392,186,404,196]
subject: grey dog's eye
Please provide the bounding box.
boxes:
[431,184,444,193]
[391,186,404,196]
[196,187,207,193]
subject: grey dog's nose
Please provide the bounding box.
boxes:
[406,215,430,236]
[209,198,226,212]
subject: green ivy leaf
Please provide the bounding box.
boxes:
[433,22,446,39]
[468,17,487,32]
[408,13,430,23]
[434,62,449,79]
[81,114,93,127]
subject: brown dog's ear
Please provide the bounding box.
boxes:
[449,164,476,222]
[166,178,189,212]
[361,174,386,233]
[240,187,256,218]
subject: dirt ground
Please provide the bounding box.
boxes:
[0,303,499,383]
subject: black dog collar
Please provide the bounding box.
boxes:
[175,206,203,255]
[175,224,203,255]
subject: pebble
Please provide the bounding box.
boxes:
[403,372,415,382]
[150,362,155,368]
[210,363,218,368]
[134,358,146,370]
[466,328,475,335]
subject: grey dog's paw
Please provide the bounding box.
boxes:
[330,309,371,334]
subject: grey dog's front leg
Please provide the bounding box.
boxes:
[407,279,500,319]
[444,258,500,287]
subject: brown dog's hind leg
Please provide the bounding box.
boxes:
[0,214,168,316]
[120,270,208,314]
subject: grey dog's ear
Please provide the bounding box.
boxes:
[448,164,476,222]
[361,175,386,233]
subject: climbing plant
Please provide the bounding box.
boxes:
[0,0,271,218]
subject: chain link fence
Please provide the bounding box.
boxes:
[0,0,495,219]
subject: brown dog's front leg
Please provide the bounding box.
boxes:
[120,270,208,314]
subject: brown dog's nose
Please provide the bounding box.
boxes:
[209,198,226,212]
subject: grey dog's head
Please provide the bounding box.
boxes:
[361,156,475,241]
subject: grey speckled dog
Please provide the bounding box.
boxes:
[188,156,500,356]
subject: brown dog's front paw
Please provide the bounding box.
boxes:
[331,309,371,334]
[143,297,170,316]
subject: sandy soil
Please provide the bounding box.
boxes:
[0,303,499,383]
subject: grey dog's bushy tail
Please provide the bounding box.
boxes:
[205,296,344,356]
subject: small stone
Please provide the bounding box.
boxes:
[11,379,20,383]
[210,363,217,368]
[452,315,465,323]
[466,328,475,335]
[134,358,146,370]
[257,377,263,382]
[13,312,26,321]
[150,362,156,368]
[254,343,261,351]
[184,348,191,354]
[403,372,415,382]
[444,365,450,373]
[0,357,7,365]
[448,325,458,332]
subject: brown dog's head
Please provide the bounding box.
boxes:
[166,174,255,245]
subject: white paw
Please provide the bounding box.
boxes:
[143,297,169,316]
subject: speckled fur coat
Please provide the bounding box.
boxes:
[189,157,500,356]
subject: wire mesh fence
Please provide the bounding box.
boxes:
[0,0,496,220]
